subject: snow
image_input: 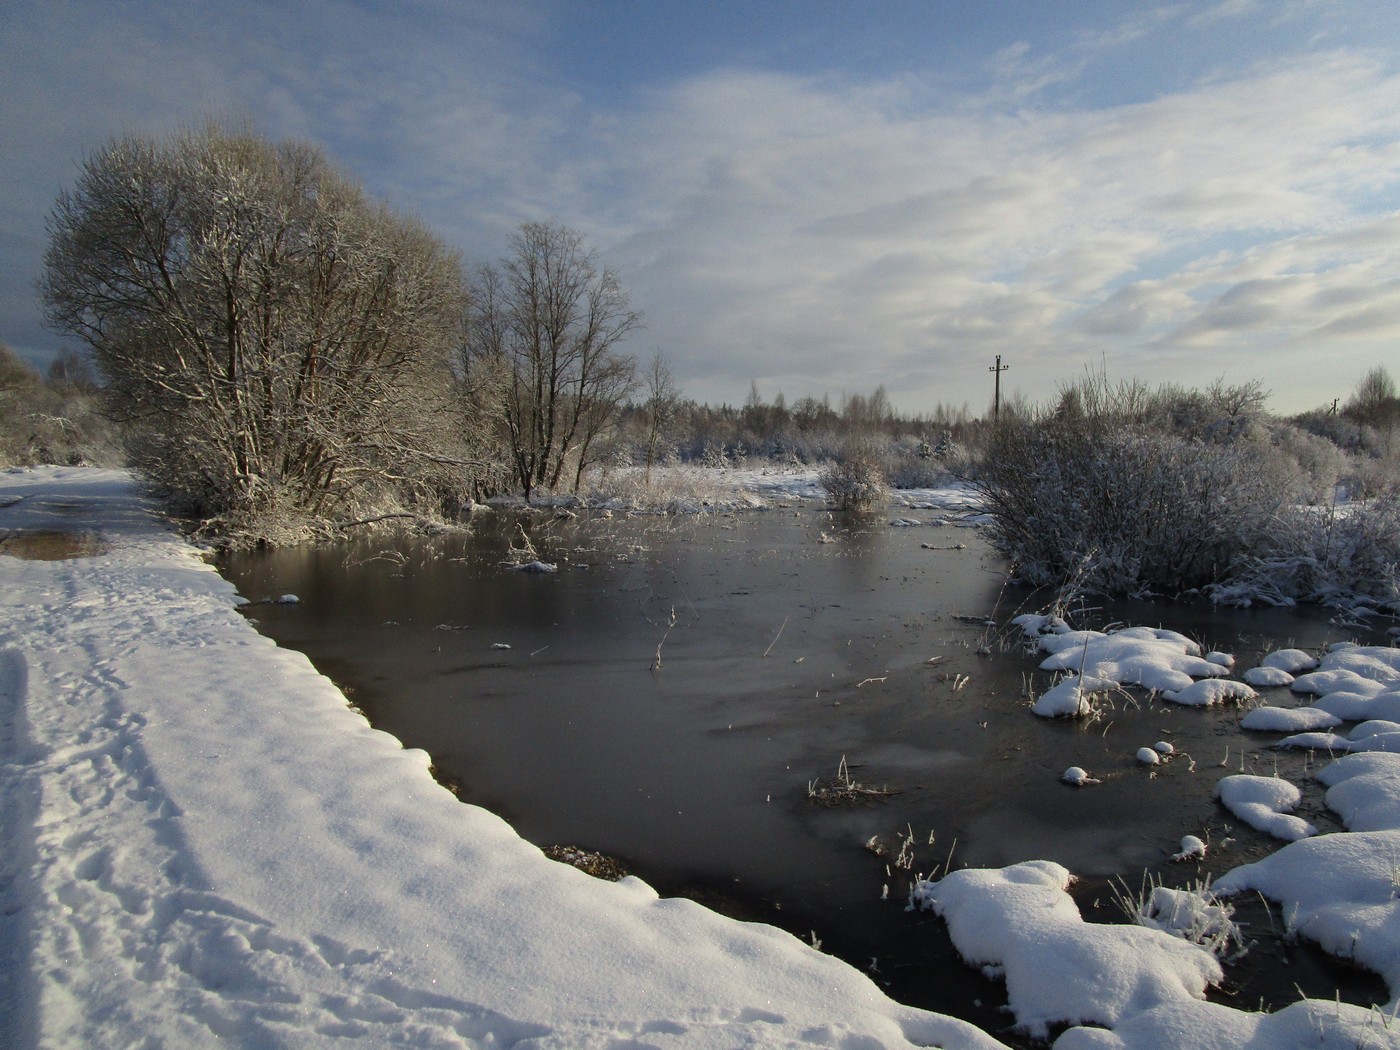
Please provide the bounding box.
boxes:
[1239,706,1341,732]
[1243,665,1295,687]
[1261,648,1320,674]
[1172,836,1207,862]
[1032,673,1118,717]
[1215,775,1316,841]
[0,468,999,1050]
[1020,622,1233,715]
[1161,677,1257,707]
[1317,752,1400,832]
[912,860,1222,1040]
[1033,626,1227,694]
[8,466,1400,1050]
[1137,747,1162,765]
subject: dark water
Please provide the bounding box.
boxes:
[222,507,1392,1042]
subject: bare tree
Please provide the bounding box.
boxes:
[40,121,469,535]
[640,350,680,483]
[1347,366,1400,431]
[465,222,641,500]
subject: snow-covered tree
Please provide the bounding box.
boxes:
[41,120,470,536]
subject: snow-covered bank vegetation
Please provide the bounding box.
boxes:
[975,371,1400,612]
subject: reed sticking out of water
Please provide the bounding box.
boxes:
[651,606,677,671]
[763,615,789,657]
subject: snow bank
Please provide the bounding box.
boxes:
[0,468,1001,1050]
[913,861,1222,1040]
[1215,775,1315,841]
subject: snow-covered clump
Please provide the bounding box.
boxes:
[1292,668,1387,697]
[913,860,1221,1040]
[1173,836,1207,861]
[1126,883,1243,959]
[1239,706,1340,732]
[1313,685,1400,723]
[1137,747,1162,766]
[1243,665,1294,687]
[1317,752,1400,832]
[1032,674,1117,718]
[1162,678,1256,707]
[1318,645,1400,684]
[1062,766,1101,786]
[1012,612,1072,638]
[1216,827,1400,986]
[1277,720,1400,754]
[1205,651,1235,669]
[1056,997,1400,1049]
[1215,775,1315,841]
[1260,647,1319,674]
[1034,626,1227,693]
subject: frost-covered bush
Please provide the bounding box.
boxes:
[882,436,958,489]
[820,441,888,511]
[1271,424,1348,506]
[1217,494,1400,609]
[975,385,1291,594]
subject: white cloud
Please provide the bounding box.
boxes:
[594,48,1400,411]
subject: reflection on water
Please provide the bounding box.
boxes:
[222,507,1391,1036]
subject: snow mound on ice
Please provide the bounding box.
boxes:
[1032,674,1118,718]
[1318,752,1400,832]
[1239,706,1340,732]
[1033,626,1226,694]
[914,860,1221,1040]
[1243,665,1294,687]
[1260,648,1319,674]
[1215,775,1315,841]
[1056,996,1400,1050]
[1162,678,1256,707]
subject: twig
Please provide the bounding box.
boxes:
[763,615,789,657]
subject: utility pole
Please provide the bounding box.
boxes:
[989,355,1009,419]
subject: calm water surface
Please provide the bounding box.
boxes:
[222,506,1391,1040]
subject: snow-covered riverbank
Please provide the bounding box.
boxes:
[4,466,1400,1048]
[0,467,997,1049]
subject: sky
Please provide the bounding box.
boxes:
[4,1,1400,417]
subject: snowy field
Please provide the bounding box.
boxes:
[3,466,1400,1048]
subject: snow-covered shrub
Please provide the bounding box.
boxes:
[976,413,1288,594]
[819,441,888,511]
[1216,493,1400,608]
[1271,424,1349,506]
